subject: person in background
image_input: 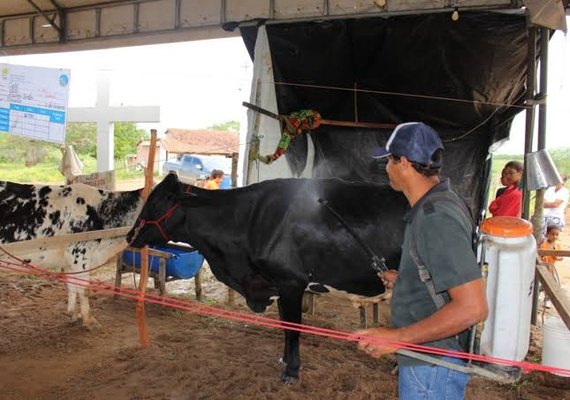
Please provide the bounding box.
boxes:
[354,122,487,399]
[539,224,563,308]
[495,168,508,198]
[205,169,224,190]
[540,225,563,267]
[543,174,568,233]
[489,160,523,217]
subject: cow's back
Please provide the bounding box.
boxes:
[0,181,141,268]
[182,178,408,299]
[1,181,103,242]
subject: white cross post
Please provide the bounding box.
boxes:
[67,70,160,172]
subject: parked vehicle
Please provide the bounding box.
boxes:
[163,154,232,188]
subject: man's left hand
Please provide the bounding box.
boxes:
[353,327,402,358]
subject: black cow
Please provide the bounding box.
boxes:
[127,173,407,382]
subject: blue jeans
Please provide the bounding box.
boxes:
[398,357,469,400]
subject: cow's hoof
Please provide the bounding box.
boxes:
[67,313,81,324]
[82,318,101,331]
[281,373,298,384]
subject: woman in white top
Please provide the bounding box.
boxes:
[543,174,569,233]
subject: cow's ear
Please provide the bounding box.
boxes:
[178,192,210,208]
[156,173,179,192]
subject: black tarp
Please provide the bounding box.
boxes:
[238,12,532,220]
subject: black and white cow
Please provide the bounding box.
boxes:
[127,173,408,382]
[0,181,142,327]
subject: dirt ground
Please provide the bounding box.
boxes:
[1,181,570,399]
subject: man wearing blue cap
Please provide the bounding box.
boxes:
[355,122,488,399]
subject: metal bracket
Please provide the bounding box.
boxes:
[26,0,65,42]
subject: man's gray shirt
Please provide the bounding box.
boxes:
[391,180,482,366]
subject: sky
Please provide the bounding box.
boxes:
[0,25,568,156]
[0,37,254,134]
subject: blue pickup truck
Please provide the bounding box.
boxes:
[162,154,232,188]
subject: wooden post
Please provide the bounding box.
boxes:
[114,257,123,298]
[359,305,367,328]
[194,269,202,301]
[226,152,239,306]
[231,152,238,188]
[536,263,570,330]
[136,128,158,348]
[158,258,166,296]
[373,303,379,326]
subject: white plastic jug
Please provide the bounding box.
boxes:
[479,216,536,362]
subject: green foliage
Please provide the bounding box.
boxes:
[0,122,147,183]
[63,121,147,160]
[547,148,570,177]
[65,122,97,157]
[208,120,240,132]
[114,122,148,160]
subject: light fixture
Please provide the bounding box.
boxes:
[451,7,459,21]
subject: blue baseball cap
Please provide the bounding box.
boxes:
[372,122,444,167]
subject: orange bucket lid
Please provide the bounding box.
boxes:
[481,216,533,237]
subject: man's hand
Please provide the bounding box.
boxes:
[354,327,402,358]
[379,269,398,289]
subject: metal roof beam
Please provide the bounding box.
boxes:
[26,0,63,36]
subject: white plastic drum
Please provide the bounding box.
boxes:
[479,216,536,362]
[542,316,570,376]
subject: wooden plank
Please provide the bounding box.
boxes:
[1,227,131,253]
[538,249,570,258]
[536,263,570,330]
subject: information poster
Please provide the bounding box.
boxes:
[0,63,71,144]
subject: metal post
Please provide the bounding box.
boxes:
[530,28,550,325]
[521,27,537,221]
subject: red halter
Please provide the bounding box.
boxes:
[133,203,180,243]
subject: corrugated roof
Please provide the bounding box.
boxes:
[162,129,239,156]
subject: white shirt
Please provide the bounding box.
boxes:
[544,186,569,220]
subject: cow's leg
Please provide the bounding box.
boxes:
[66,252,98,328]
[66,281,80,322]
[277,285,304,384]
[78,285,98,328]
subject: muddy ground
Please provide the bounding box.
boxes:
[1,258,569,400]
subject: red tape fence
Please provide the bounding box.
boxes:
[1,258,569,377]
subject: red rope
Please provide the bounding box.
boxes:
[0,244,112,276]
[131,203,180,243]
[1,259,569,376]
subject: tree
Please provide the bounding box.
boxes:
[64,121,147,160]
[114,122,148,160]
[65,122,97,157]
[208,120,240,132]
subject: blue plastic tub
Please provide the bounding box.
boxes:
[122,245,204,280]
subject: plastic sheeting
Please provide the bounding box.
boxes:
[240,12,531,218]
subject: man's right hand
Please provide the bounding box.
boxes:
[379,269,398,289]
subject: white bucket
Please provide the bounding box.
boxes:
[542,316,570,376]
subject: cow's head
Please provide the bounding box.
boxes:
[127,173,202,248]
